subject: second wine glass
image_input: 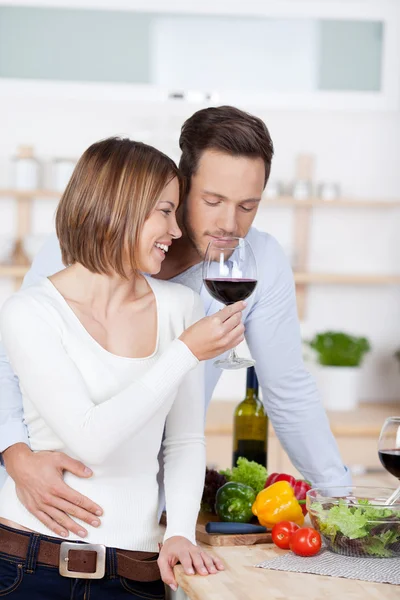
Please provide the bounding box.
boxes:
[203,237,257,370]
[378,416,400,505]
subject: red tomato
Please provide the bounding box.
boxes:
[271,521,300,550]
[289,527,322,557]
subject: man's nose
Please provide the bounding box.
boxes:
[217,207,237,235]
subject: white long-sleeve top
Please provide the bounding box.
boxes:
[0,275,206,551]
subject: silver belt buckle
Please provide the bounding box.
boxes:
[59,542,106,579]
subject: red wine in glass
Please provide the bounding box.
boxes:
[204,278,257,305]
[378,449,400,478]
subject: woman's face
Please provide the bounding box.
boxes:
[137,177,182,274]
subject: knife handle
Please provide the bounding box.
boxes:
[205,522,267,534]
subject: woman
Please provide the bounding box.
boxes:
[0,138,245,599]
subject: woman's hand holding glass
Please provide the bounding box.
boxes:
[179,301,245,361]
[158,536,224,592]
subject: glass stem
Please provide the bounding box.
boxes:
[229,347,238,362]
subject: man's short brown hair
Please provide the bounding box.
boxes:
[179,105,274,193]
[56,137,182,278]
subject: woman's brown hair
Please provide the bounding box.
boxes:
[179,105,274,192]
[56,137,182,278]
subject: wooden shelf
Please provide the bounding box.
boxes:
[1,264,398,286]
[1,190,399,207]
[294,272,400,285]
[0,265,29,278]
[0,189,60,199]
[263,196,400,208]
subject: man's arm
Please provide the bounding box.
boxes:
[0,343,29,453]
[0,234,103,538]
[245,235,351,487]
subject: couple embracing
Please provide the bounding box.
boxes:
[0,106,349,599]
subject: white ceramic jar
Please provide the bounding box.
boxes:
[52,158,76,192]
[12,146,41,190]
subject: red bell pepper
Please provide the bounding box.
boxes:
[264,472,296,488]
[293,479,312,515]
[264,473,312,516]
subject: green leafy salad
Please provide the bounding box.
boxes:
[310,499,400,558]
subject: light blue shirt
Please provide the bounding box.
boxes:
[0,227,351,487]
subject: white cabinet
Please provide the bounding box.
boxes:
[1,0,399,110]
[151,14,393,110]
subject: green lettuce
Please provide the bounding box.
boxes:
[220,457,267,494]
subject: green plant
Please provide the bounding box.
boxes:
[395,348,400,366]
[306,331,371,367]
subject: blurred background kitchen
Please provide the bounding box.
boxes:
[0,0,399,482]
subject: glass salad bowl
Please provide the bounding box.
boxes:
[306,486,400,558]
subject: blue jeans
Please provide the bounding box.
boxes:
[0,526,165,599]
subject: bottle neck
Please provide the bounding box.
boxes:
[244,388,258,403]
[245,367,259,399]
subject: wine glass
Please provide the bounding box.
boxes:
[203,237,257,370]
[378,416,400,505]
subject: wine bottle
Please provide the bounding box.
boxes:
[232,367,268,468]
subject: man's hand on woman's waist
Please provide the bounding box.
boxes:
[2,443,103,538]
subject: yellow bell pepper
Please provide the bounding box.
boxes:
[252,480,305,528]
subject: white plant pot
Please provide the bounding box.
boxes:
[312,365,360,412]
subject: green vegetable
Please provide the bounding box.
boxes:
[220,457,268,494]
[364,536,394,558]
[306,331,370,367]
[310,499,400,558]
[215,482,256,523]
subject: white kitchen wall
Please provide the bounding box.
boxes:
[0,85,399,403]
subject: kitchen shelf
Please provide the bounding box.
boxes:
[263,197,400,208]
[0,189,60,199]
[267,156,400,319]
[293,273,400,285]
[2,190,400,207]
[2,264,399,286]
[0,265,29,278]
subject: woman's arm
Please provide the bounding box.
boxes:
[162,294,206,544]
[0,294,198,466]
[162,361,206,545]
[158,296,225,590]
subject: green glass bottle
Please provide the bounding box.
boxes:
[232,367,268,468]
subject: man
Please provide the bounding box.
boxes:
[0,106,350,540]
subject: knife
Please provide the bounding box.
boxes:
[205,522,268,535]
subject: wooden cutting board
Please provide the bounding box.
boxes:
[160,512,272,547]
[195,512,272,547]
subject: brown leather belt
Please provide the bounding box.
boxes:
[0,525,160,582]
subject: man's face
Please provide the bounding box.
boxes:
[183,149,265,258]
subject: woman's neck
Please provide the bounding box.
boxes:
[49,263,150,318]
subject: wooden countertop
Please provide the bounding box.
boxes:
[174,544,398,600]
[206,401,400,438]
